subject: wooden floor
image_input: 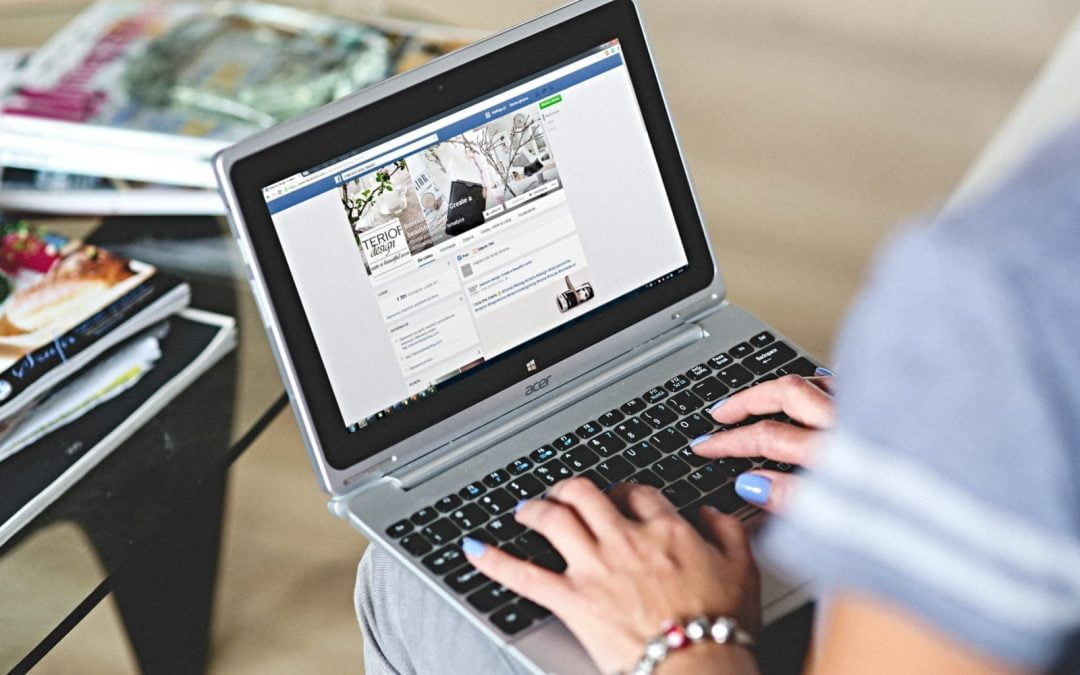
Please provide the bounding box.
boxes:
[7,0,1077,671]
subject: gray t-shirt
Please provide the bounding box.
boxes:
[763,123,1080,669]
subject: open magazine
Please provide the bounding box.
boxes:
[0,220,190,426]
[0,1,482,188]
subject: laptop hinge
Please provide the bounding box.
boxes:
[387,320,707,490]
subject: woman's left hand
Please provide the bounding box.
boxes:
[464,477,761,674]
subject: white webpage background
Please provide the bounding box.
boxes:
[272,62,687,427]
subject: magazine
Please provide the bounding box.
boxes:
[0,219,190,424]
[0,1,481,188]
[0,167,225,216]
[0,309,236,548]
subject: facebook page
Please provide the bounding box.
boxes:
[263,41,688,430]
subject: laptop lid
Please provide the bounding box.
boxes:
[215,0,725,496]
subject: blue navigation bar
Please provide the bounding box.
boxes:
[266,53,623,215]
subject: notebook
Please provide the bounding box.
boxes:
[215,1,816,671]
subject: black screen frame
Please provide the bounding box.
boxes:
[229,0,714,470]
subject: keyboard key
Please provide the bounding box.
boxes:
[755,373,779,385]
[491,603,533,635]
[386,519,412,538]
[620,397,647,415]
[553,433,578,451]
[445,564,488,594]
[729,342,753,358]
[614,417,651,443]
[423,518,461,545]
[675,413,714,438]
[625,440,661,467]
[596,455,635,483]
[515,531,554,558]
[534,458,573,485]
[449,504,489,531]
[582,470,607,488]
[587,431,626,456]
[712,482,749,513]
[763,459,796,473]
[662,479,700,507]
[533,549,567,573]
[529,446,557,464]
[410,506,439,525]
[575,421,602,438]
[482,469,511,489]
[678,446,710,467]
[643,387,668,404]
[744,341,797,375]
[468,582,516,613]
[479,488,517,515]
[563,445,599,471]
[519,599,553,620]
[627,469,665,488]
[692,376,728,404]
[507,457,533,475]
[458,483,486,501]
[686,363,711,381]
[462,529,497,547]
[641,403,678,429]
[687,464,724,492]
[598,409,625,427]
[716,457,753,477]
[651,427,686,453]
[667,390,703,416]
[501,542,528,559]
[777,357,818,377]
[749,331,775,348]
[486,514,526,541]
[653,456,691,483]
[435,493,463,513]
[507,475,545,500]
[399,533,432,556]
[664,374,691,392]
[708,353,734,370]
[716,364,753,389]
[422,545,468,575]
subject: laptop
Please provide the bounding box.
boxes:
[215,0,815,671]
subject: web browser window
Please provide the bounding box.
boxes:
[263,41,689,430]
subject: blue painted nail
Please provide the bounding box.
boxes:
[814,366,834,377]
[462,536,487,557]
[514,499,528,514]
[735,473,772,506]
[708,398,728,414]
[689,434,712,447]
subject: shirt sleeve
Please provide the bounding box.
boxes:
[761,130,1080,668]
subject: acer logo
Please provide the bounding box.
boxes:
[525,376,551,396]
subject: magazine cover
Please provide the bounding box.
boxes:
[0,220,188,420]
[0,1,481,187]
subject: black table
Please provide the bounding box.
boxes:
[0,216,286,674]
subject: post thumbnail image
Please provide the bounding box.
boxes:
[340,108,562,275]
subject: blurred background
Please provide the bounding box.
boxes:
[2,0,1076,671]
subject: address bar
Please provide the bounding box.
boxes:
[340,134,438,181]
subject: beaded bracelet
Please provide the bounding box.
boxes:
[628,615,755,675]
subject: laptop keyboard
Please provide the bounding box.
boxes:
[383,331,817,637]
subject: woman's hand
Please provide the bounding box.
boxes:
[464,478,761,674]
[691,373,835,512]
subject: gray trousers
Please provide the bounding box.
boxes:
[356,544,532,674]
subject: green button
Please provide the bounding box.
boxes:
[538,94,562,109]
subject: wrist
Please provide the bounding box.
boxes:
[658,641,758,675]
[626,615,757,675]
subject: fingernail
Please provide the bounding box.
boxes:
[735,473,772,506]
[461,536,487,557]
[708,398,728,414]
[689,434,712,447]
[814,366,834,377]
[514,499,528,514]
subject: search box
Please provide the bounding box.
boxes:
[341,134,438,181]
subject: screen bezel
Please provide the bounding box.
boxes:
[227,0,715,471]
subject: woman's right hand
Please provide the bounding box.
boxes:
[689,373,835,512]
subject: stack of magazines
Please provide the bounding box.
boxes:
[0,0,479,216]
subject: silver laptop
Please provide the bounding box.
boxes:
[215,0,814,671]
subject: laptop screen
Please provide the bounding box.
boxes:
[260,39,689,433]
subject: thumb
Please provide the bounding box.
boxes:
[734,470,797,513]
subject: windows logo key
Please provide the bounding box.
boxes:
[526,359,538,373]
